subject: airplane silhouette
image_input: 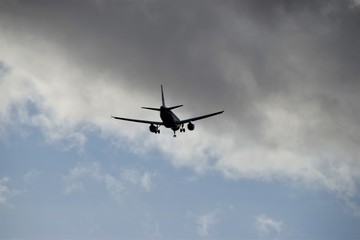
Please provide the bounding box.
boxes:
[112,85,224,137]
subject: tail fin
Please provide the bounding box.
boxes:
[142,85,183,111]
[161,85,165,107]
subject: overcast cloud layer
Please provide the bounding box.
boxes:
[1,0,360,220]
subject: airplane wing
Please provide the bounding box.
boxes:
[111,116,163,125]
[176,110,224,125]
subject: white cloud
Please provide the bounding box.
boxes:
[63,162,122,199]
[140,171,156,192]
[0,177,10,205]
[343,197,360,218]
[63,162,156,201]
[255,214,283,238]
[63,162,103,194]
[24,169,41,182]
[196,210,219,237]
[121,168,157,192]
[103,174,124,201]
[0,177,21,206]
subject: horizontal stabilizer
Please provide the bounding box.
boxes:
[141,107,161,111]
[167,104,183,110]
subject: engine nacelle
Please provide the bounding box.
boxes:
[149,124,157,133]
[187,122,195,131]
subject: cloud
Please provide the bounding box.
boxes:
[63,162,101,192]
[1,0,360,212]
[121,168,157,192]
[0,177,10,205]
[63,162,122,200]
[24,169,40,182]
[63,162,156,201]
[196,210,219,237]
[0,177,21,206]
[255,214,283,238]
[0,61,9,81]
[351,0,360,7]
[103,173,124,201]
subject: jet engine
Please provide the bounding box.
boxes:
[149,124,159,133]
[187,122,195,131]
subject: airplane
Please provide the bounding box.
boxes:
[111,85,224,137]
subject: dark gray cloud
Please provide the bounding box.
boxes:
[3,0,358,97]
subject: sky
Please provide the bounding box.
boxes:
[1,0,360,239]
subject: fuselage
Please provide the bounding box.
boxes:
[160,106,180,131]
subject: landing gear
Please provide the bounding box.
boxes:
[179,124,186,133]
[173,130,177,137]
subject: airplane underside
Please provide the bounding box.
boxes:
[149,122,195,137]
